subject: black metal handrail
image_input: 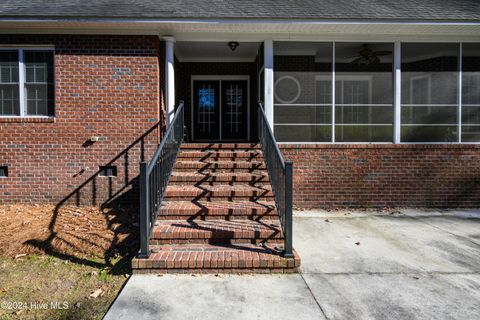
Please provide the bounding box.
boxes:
[257,103,293,258]
[139,101,184,257]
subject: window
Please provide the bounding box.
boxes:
[462,43,480,142]
[273,42,333,142]
[401,43,459,142]
[335,42,394,142]
[0,49,54,117]
[0,165,7,178]
[273,42,393,143]
[0,51,19,115]
[99,166,117,177]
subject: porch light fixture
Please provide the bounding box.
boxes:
[228,41,239,51]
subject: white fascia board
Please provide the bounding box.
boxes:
[0,18,480,40]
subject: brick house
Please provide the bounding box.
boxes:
[1,1,479,272]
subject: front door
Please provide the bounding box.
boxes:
[192,79,248,141]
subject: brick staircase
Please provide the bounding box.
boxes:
[132,143,300,273]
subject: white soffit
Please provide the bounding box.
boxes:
[0,19,480,41]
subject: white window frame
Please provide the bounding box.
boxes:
[0,46,55,118]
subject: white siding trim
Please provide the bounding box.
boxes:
[264,39,274,131]
[394,41,401,143]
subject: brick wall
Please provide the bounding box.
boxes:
[281,144,480,208]
[0,35,163,206]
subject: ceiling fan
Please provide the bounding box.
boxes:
[350,44,392,65]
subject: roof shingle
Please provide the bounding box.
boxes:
[0,0,479,21]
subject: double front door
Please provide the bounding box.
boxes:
[192,79,249,141]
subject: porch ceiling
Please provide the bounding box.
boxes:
[175,41,261,62]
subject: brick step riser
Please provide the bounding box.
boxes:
[178,152,263,159]
[169,178,270,184]
[132,248,300,271]
[165,189,274,198]
[173,168,267,174]
[159,206,278,216]
[149,239,284,245]
[164,196,275,201]
[133,268,298,274]
[181,144,260,149]
[155,215,278,221]
[174,164,267,170]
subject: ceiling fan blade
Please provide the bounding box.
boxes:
[372,51,392,56]
[351,57,363,64]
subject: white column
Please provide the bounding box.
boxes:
[458,43,463,143]
[163,36,175,126]
[264,39,274,131]
[394,41,401,144]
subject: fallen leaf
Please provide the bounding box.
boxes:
[89,288,103,299]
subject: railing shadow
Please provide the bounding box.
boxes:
[24,122,164,275]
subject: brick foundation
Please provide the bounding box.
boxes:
[281,144,480,208]
[0,35,164,205]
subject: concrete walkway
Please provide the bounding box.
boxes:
[105,209,480,320]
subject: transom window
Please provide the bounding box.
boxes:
[0,48,54,117]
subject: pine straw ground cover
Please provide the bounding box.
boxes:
[0,204,139,319]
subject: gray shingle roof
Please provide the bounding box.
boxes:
[0,0,479,21]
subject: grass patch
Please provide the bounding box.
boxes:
[0,254,130,319]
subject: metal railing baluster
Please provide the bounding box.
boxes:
[139,101,185,258]
[257,103,293,257]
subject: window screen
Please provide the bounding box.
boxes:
[401,43,459,142]
[24,51,54,116]
[0,51,20,116]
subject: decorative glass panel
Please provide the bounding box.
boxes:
[198,85,216,133]
[24,51,54,116]
[462,43,480,142]
[401,43,459,142]
[335,42,394,142]
[225,84,243,134]
[273,42,332,142]
[0,51,20,115]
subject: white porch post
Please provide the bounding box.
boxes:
[264,39,274,131]
[394,41,401,143]
[163,36,176,126]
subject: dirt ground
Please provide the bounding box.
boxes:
[0,204,139,319]
[0,204,139,259]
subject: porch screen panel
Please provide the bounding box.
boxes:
[273,42,332,142]
[335,43,394,142]
[401,43,459,142]
[462,43,480,142]
[24,50,54,116]
[0,51,20,116]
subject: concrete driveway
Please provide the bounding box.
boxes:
[105,209,480,320]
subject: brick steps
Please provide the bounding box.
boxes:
[174,160,266,170]
[159,200,277,217]
[169,171,269,183]
[178,150,263,159]
[133,143,300,273]
[150,220,282,244]
[132,244,300,274]
[181,143,260,150]
[164,184,274,200]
